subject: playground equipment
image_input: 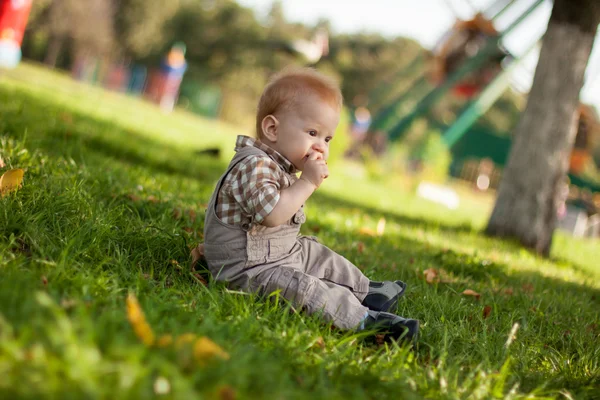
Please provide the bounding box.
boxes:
[430,12,511,98]
[363,0,600,230]
[369,0,543,140]
[570,104,600,175]
[70,42,220,117]
[0,0,32,68]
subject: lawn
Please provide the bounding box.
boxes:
[1,62,599,399]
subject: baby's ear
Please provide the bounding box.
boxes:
[261,115,279,142]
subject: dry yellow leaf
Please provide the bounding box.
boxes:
[126,293,155,346]
[175,333,197,347]
[156,335,173,347]
[358,227,376,236]
[0,168,24,197]
[423,268,439,284]
[194,336,230,365]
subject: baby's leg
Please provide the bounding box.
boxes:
[252,265,369,330]
[298,236,369,301]
[299,236,406,313]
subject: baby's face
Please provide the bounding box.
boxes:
[272,95,340,171]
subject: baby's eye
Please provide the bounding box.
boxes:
[325,137,333,143]
[308,130,317,137]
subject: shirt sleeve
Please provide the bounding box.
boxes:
[229,155,282,224]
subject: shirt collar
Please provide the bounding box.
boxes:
[235,135,297,174]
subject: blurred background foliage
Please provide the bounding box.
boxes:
[21,0,600,184]
[21,0,520,130]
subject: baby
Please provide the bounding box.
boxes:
[194,67,419,342]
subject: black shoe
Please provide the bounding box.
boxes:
[364,310,419,342]
[361,280,407,312]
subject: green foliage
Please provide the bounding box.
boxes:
[411,130,452,183]
[113,0,181,58]
[2,62,600,400]
[328,107,351,166]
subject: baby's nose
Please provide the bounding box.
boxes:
[312,142,325,152]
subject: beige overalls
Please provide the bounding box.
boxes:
[203,145,370,329]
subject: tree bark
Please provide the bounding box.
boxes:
[485,0,599,256]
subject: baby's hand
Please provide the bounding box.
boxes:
[300,152,329,189]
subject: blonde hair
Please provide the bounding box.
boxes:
[256,67,343,138]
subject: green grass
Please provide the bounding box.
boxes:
[1,62,599,399]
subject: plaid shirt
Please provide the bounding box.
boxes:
[216,135,298,226]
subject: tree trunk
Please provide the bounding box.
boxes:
[44,35,64,68]
[485,0,599,256]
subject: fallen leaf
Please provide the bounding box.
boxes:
[193,336,230,365]
[0,155,5,168]
[147,195,159,203]
[522,283,534,293]
[503,288,514,296]
[218,386,236,400]
[172,208,182,219]
[156,335,173,347]
[126,193,141,202]
[356,242,365,253]
[462,289,481,299]
[358,227,376,236]
[438,269,453,283]
[376,217,386,236]
[192,273,208,286]
[126,293,155,346]
[175,333,197,347]
[311,336,325,350]
[0,168,24,197]
[483,305,492,319]
[187,209,197,222]
[41,276,48,286]
[423,268,439,284]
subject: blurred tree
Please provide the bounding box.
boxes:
[25,0,114,67]
[328,34,424,109]
[113,0,180,59]
[167,0,264,79]
[485,0,600,256]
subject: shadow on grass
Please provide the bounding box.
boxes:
[312,189,480,234]
[0,86,228,184]
[339,225,600,394]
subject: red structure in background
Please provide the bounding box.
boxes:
[0,0,32,68]
[570,104,599,175]
[430,13,509,98]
